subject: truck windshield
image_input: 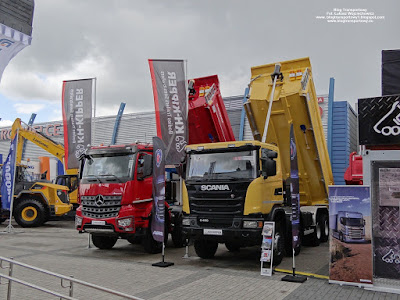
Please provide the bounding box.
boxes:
[187,150,257,180]
[82,154,135,181]
[343,218,363,226]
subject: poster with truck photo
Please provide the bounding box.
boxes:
[329,185,372,286]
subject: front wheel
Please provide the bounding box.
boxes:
[225,241,241,252]
[14,199,46,227]
[91,235,118,249]
[194,240,218,259]
[273,220,286,266]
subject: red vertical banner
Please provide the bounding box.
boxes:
[148,59,188,165]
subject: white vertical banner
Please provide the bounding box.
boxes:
[0,24,32,83]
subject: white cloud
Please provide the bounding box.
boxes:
[14,103,46,115]
[0,120,13,127]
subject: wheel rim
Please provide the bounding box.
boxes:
[21,206,38,222]
[316,224,322,239]
[324,220,329,236]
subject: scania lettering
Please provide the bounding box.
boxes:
[200,185,230,191]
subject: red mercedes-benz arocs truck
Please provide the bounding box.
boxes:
[75,143,170,253]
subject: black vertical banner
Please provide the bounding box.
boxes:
[148,59,188,165]
[290,124,300,250]
[152,136,166,242]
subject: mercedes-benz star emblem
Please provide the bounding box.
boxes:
[95,195,105,207]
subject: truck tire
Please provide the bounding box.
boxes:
[273,220,286,266]
[225,241,241,252]
[127,236,142,244]
[317,214,329,243]
[171,216,185,248]
[142,223,162,254]
[91,235,118,249]
[194,239,218,259]
[307,226,320,247]
[14,199,46,227]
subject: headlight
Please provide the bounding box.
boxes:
[182,218,191,226]
[75,215,83,227]
[117,217,133,227]
[243,220,262,229]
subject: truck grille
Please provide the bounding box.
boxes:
[186,182,250,217]
[190,197,244,216]
[349,228,363,239]
[81,195,122,219]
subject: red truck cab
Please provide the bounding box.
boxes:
[75,143,167,253]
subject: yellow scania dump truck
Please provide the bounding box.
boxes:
[181,58,334,264]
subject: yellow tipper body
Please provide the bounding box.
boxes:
[245,57,334,206]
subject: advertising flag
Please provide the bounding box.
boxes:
[289,124,301,250]
[1,134,18,210]
[151,136,166,242]
[148,59,188,165]
[0,23,32,83]
[62,79,94,169]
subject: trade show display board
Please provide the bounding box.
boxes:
[328,185,373,286]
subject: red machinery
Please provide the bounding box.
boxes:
[344,152,363,185]
[188,75,235,144]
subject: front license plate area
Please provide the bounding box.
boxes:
[203,229,222,236]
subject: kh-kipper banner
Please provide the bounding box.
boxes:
[62,79,94,169]
[1,134,18,210]
[328,186,372,286]
[290,124,300,250]
[149,59,188,165]
[0,23,32,83]
[152,136,166,242]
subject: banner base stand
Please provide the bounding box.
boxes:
[281,275,307,283]
[152,261,174,268]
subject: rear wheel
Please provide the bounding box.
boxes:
[318,214,329,243]
[194,239,218,259]
[91,235,118,249]
[14,199,46,227]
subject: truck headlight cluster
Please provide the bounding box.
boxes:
[243,221,263,229]
[182,218,191,226]
[117,217,134,231]
[75,215,83,227]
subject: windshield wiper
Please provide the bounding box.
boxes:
[86,175,101,183]
[100,174,123,183]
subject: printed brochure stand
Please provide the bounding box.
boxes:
[260,222,274,276]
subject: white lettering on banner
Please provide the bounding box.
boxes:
[74,88,86,158]
[200,185,230,191]
[167,71,187,153]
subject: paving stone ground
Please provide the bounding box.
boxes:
[0,219,399,300]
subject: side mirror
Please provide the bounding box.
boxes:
[142,154,153,178]
[363,219,365,225]
[340,217,344,225]
[261,158,276,179]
